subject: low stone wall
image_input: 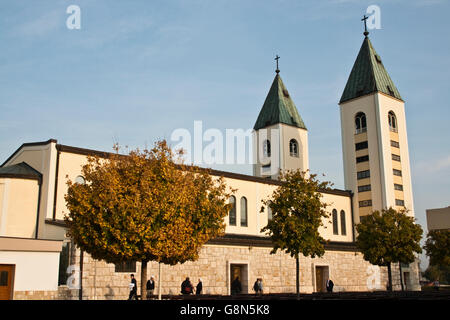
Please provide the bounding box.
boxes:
[63,244,420,300]
[13,242,421,300]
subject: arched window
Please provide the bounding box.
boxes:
[340,210,347,236]
[263,139,271,158]
[229,196,236,226]
[75,175,86,185]
[240,197,248,227]
[388,111,397,132]
[289,139,299,157]
[332,209,339,235]
[355,112,367,134]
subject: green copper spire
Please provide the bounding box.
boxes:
[254,72,306,131]
[339,35,403,104]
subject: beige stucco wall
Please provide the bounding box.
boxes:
[0,178,39,238]
[426,206,450,231]
[376,93,415,217]
[53,151,353,242]
[4,141,58,238]
[54,152,89,221]
[339,93,415,222]
[253,123,308,179]
[340,94,382,223]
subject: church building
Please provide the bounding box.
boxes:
[0,28,421,299]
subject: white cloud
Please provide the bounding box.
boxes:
[414,154,450,175]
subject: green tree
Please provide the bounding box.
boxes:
[424,229,450,267]
[355,207,423,291]
[64,140,232,299]
[261,170,332,296]
[424,229,450,284]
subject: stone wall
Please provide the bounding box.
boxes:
[11,242,421,300]
[59,243,420,300]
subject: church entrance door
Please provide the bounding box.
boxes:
[315,266,329,293]
[0,265,14,300]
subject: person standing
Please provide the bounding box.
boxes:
[181,277,194,295]
[128,274,138,300]
[146,276,155,299]
[196,278,203,295]
[326,278,334,293]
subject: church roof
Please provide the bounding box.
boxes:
[253,73,306,131]
[0,162,42,182]
[339,35,403,104]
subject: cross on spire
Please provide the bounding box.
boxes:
[361,14,369,37]
[275,55,280,74]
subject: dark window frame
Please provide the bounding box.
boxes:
[356,155,369,163]
[229,196,237,226]
[340,210,347,236]
[358,184,371,192]
[240,197,248,227]
[355,141,368,151]
[357,170,370,180]
[359,200,373,207]
[332,209,339,235]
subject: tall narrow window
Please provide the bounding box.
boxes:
[263,139,271,158]
[267,202,273,222]
[240,197,248,227]
[355,112,367,134]
[332,209,339,235]
[229,196,236,226]
[388,111,397,132]
[340,210,347,236]
[289,139,299,157]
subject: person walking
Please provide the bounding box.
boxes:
[231,276,242,295]
[326,278,334,293]
[253,278,260,295]
[146,276,155,299]
[196,278,203,295]
[128,274,138,300]
[258,278,264,295]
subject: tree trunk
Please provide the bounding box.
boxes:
[158,262,162,300]
[399,263,404,291]
[141,260,148,300]
[295,254,300,298]
[387,263,393,292]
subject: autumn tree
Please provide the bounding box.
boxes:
[355,207,423,291]
[260,170,332,297]
[64,140,232,299]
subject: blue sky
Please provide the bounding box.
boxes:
[1,0,449,268]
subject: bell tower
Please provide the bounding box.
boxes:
[253,57,309,180]
[339,27,415,223]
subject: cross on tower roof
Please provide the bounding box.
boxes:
[362,14,369,37]
[275,55,280,74]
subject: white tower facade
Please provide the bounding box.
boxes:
[339,34,415,223]
[253,71,308,180]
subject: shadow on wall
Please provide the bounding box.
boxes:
[105,285,114,300]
